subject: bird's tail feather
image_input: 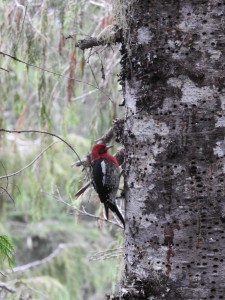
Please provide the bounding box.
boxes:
[104,203,109,220]
[107,201,125,229]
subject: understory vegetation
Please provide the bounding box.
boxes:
[0,0,123,299]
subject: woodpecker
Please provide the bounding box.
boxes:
[90,143,125,228]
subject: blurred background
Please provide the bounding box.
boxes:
[0,0,124,299]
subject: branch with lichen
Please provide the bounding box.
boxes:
[75,25,122,50]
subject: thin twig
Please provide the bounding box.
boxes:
[0,271,7,277]
[72,89,98,101]
[65,33,93,39]
[43,191,123,229]
[0,141,59,180]
[0,187,15,206]
[89,247,124,261]
[0,67,9,72]
[0,162,9,190]
[0,51,111,101]
[0,282,15,293]
[87,61,99,89]
[74,180,91,198]
[0,128,82,165]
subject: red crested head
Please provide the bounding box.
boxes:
[90,143,118,166]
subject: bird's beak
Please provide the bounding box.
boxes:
[106,145,113,150]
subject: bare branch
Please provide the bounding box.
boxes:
[76,37,101,50]
[0,282,15,293]
[72,89,98,101]
[0,162,9,190]
[72,154,91,168]
[95,127,114,144]
[43,191,123,229]
[0,187,15,206]
[0,271,6,277]
[89,247,124,261]
[75,180,92,198]
[7,243,77,274]
[65,33,93,40]
[75,26,122,50]
[0,141,59,180]
[0,128,82,164]
[0,67,9,72]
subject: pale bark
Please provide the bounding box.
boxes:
[115,0,225,299]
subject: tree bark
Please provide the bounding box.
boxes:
[115,0,225,299]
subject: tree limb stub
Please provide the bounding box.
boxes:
[75,37,101,50]
[75,26,122,50]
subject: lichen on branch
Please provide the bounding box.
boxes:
[75,26,122,50]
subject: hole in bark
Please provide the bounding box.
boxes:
[211,42,216,46]
[202,32,207,35]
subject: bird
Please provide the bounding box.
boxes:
[90,143,125,228]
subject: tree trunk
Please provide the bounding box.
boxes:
[115,0,225,299]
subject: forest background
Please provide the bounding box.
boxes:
[0,1,123,299]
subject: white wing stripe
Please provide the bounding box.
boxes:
[101,160,106,186]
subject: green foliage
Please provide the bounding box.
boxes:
[0,0,124,299]
[5,222,122,300]
[0,235,14,268]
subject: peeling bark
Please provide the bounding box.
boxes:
[115,0,225,299]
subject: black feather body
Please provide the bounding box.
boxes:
[91,158,125,228]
